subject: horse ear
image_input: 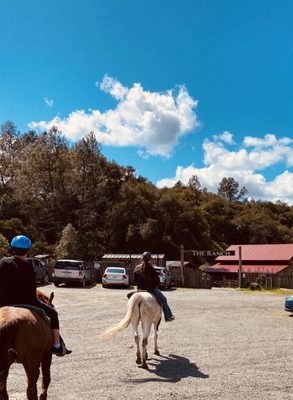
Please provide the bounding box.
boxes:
[50,292,54,303]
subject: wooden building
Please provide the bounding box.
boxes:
[206,244,293,288]
[166,260,212,289]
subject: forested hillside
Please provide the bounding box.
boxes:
[0,121,292,260]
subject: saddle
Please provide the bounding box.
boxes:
[126,289,164,307]
[11,304,51,324]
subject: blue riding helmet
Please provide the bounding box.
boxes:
[10,235,32,250]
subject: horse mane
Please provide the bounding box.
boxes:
[36,289,54,305]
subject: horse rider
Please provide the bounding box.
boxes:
[0,235,71,356]
[134,251,175,322]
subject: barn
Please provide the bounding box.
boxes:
[206,244,293,289]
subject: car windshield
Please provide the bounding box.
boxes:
[55,261,81,270]
[106,268,125,274]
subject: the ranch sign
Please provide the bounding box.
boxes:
[187,250,236,257]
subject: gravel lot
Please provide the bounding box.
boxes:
[6,285,293,400]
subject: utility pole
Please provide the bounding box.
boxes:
[238,246,242,288]
[180,244,185,287]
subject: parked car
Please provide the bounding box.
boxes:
[26,257,50,284]
[284,295,293,313]
[52,260,94,287]
[154,266,172,290]
[102,267,129,288]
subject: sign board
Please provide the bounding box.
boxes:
[186,250,236,257]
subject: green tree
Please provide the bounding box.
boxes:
[105,178,159,252]
[0,218,28,242]
[232,200,292,243]
[217,177,248,201]
[0,232,9,258]
[55,223,80,259]
[157,185,210,258]
[12,128,75,242]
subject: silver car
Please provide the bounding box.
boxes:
[154,266,172,290]
[102,267,130,288]
[52,259,94,287]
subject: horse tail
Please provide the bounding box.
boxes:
[101,293,142,339]
[0,324,17,376]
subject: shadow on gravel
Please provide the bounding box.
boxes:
[128,354,209,383]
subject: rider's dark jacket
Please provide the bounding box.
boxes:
[134,262,160,292]
[0,256,37,307]
[0,256,59,329]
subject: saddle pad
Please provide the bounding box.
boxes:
[11,304,51,324]
[126,290,164,306]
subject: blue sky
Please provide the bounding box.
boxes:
[1,0,293,203]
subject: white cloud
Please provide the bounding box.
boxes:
[30,75,199,157]
[212,131,234,144]
[243,133,293,148]
[44,97,54,107]
[97,74,128,100]
[157,134,293,204]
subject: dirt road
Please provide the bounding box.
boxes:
[7,286,293,400]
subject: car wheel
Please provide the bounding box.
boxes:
[54,282,60,287]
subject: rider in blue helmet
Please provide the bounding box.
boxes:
[0,235,71,356]
[10,235,32,255]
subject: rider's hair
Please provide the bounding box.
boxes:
[140,259,152,281]
[11,247,28,256]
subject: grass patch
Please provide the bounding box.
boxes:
[239,287,293,295]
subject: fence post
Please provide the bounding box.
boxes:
[238,246,242,288]
[180,244,185,287]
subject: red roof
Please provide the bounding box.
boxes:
[217,244,293,262]
[206,264,289,274]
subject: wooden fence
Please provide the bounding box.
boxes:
[183,266,212,289]
[275,272,293,289]
[242,271,293,289]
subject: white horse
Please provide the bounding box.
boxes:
[102,292,162,369]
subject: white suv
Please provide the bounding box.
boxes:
[52,260,94,287]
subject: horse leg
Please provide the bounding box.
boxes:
[153,322,160,356]
[0,370,9,400]
[141,321,152,369]
[132,321,141,364]
[39,353,52,400]
[23,361,40,400]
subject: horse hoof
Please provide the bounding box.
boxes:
[136,358,141,364]
[154,350,160,356]
[141,363,148,369]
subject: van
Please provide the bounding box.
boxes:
[52,259,94,287]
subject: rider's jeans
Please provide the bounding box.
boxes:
[153,288,173,320]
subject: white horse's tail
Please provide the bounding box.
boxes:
[101,293,142,339]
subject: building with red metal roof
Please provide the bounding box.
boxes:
[206,244,293,288]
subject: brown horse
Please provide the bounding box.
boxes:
[0,290,54,400]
